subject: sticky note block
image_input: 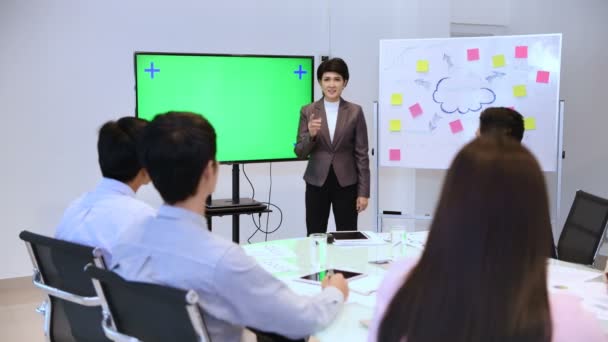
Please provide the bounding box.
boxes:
[524,117,537,130]
[409,103,423,118]
[467,48,480,61]
[515,46,528,58]
[416,60,429,73]
[389,120,401,132]
[390,93,403,105]
[536,70,550,83]
[513,85,527,97]
[449,120,463,134]
[389,149,401,161]
[492,54,506,68]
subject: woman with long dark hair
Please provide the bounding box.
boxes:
[368,137,604,342]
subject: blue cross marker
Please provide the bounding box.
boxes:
[144,62,160,79]
[293,65,307,80]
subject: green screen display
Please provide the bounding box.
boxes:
[135,53,314,163]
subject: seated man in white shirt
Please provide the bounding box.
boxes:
[110,112,349,342]
[55,117,155,254]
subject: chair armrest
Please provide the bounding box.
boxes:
[32,271,100,307]
[101,312,141,342]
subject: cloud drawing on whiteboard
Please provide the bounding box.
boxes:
[432,77,496,114]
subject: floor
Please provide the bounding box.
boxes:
[0,276,45,342]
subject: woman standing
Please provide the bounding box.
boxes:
[294,58,370,236]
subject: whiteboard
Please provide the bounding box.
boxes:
[378,34,562,171]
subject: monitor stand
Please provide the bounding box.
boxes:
[205,164,269,243]
[207,197,264,209]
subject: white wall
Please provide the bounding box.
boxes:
[0,0,450,279]
[508,0,608,237]
[451,0,510,26]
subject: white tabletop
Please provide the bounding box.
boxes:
[243,231,608,341]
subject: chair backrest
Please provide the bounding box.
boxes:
[557,190,608,265]
[85,265,211,342]
[19,230,110,342]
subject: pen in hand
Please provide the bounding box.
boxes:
[321,271,349,301]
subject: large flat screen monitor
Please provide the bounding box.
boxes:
[134,52,314,163]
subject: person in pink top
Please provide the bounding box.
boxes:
[368,136,605,342]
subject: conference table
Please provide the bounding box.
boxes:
[242,231,608,341]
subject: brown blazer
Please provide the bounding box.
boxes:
[294,98,370,198]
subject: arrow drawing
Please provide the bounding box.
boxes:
[485,71,506,83]
[443,53,454,69]
[414,78,432,90]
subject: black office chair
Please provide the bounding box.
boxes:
[557,190,608,265]
[85,265,211,342]
[19,230,110,342]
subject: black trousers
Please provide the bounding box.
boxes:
[306,166,358,236]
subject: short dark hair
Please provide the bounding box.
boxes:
[479,106,525,142]
[316,57,349,82]
[378,136,552,342]
[138,112,217,205]
[97,117,148,183]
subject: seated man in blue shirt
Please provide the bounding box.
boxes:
[477,106,557,258]
[110,112,349,342]
[55,117,155,253]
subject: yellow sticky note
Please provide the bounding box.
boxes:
[389,119,401,132]
[390,93,403,105]
[524,117,537,130]
[492,54,506,68]
[416,60,429,72]
[513,85,527,97]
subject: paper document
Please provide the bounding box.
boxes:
[286,279,322,296]
[256,258,299,273]
[547,262,602,288]
[314,303,373,341]
[349,275,383,295]
[243,244,296,259]
[405,231,429,249]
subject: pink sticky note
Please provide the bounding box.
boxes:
[467,48,480,61]
[389,149,401,161]
[409,103,423,118]
[449,120,463,134]
[515,46,528,58]
[536,70,550,83]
